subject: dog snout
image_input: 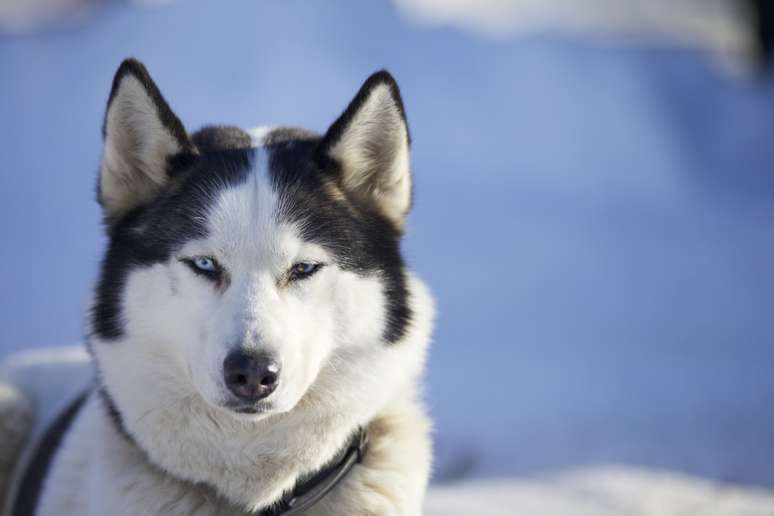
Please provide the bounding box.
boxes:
[223,350,280,402]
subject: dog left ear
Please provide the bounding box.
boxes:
[317,71,412,229]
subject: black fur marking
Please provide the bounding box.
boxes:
[12,391,89,516]
[91,126,255,340]
[266,129,412,343]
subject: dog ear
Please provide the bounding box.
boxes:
[98,58,196,222]
[317,71,412,229]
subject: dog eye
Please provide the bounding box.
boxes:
[192,256,216,272]
[181,256,222,281]
[288,262,323,282]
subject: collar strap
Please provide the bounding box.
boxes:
[261,427,369,515]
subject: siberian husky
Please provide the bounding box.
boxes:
[0,59,434,515]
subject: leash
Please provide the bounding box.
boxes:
[11,390,369,516]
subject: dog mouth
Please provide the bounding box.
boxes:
[222,400,274,416]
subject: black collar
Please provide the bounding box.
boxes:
[13,389,369,516]
[260,427,369,515]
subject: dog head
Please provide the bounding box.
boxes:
[89,59,420,422]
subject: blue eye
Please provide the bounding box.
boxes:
[193,256,216,272]
[289,262,322,281]
[181,255,222,281]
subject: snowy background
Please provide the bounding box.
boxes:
[2,1,774,513]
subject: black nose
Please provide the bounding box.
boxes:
[223,350,280,402]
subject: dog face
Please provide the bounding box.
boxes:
[90,60,414,421]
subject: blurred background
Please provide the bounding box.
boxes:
[1,0,773,513]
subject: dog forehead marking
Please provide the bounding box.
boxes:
[205,144,284,260]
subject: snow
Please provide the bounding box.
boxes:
[426,468,774,515]
[1,0,774,511]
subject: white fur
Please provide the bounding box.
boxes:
[18,133,435,515]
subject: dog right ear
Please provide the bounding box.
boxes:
[98,59,197,223]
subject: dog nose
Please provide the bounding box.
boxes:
[223,350,280,402]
